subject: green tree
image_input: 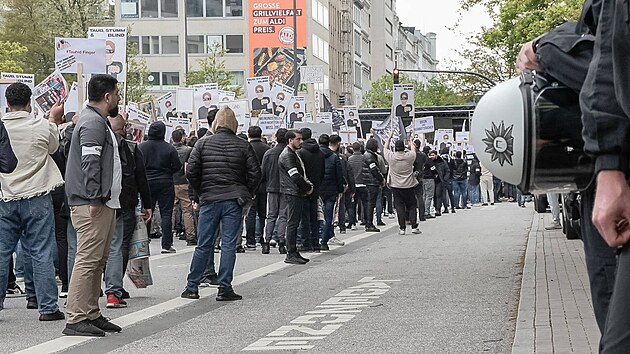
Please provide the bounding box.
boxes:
[125,40,152,103]
[186,42,243,96]
[0,41,28,73]
[362,74,465,108]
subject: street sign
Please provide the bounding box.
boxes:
[300,66,324,84]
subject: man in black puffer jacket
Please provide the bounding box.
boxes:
[279,130,313,264]
[362,139,384,232]
[296,128,324,251]
[138,122,182,253]
[244,126,270,250]
[261,128,288,255]
[183,107,261,301]
[450,151,468,209]
[319,134,344,250]
[347,142,366,229]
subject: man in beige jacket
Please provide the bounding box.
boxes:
[0,82,65,321]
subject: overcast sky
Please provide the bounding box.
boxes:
[395,0,493,69]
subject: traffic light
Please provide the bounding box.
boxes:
[393,68,400,84]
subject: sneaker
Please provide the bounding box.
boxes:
[278,244,287,254]
[181,288,200,299]
[320,243,330,251]
[490,202,495,206]
[388,214,395,219]
[412,228,422,234]
[269,239,277,247]
[398,229,405,235]
[161,247,176,254]
[284,253,308,265]
[120,288,130,299]
[90,315,122,333]
[216,288,242,301]
[383,212,389,217]
[425,215,435,219]
[39,309,65,321]
[262,243,270,254]
[297,252,310,263]
[6,284,25,298]
[328,236,345,246]
[545,222,562,230]
[106,293,127,308]
[376,221,386,226]
[200,274,220,287]
[481,203,488,206]
[187,240,198,246]
[26,297,38,309]
[245,244,257,250]
[365,226,380,232]
[236,245,245,253]
[63,319,105,337]
[351,225,357,231]
[339,229,346,234]
[59,291,68,299]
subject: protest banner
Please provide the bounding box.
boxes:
[294,122,333,139]
[316,112,332,124]
[342,106,360,131]
[156,92,177,119]
[372,115,406,148]
[54,38,106,75]
[138,100,157,121]
[176,87,194,118]
[435,128,454,151]
[331,109,344,131]
[455,131,470,144]
[88,27,127,82]
[414,116,434,134]
[193,83,219,120]
[246,76,272,113]
[287,96,306,125]
[32,71,68,113]
[300,66,324,84]
[218,90,236,102]
[269,82,294,118]
[258,114,283,136]
[393,84,414,118]
[218,99,250,133]
[1,73,36,116]
[127,105,151,142]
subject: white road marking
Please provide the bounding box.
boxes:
[16,224,396,354]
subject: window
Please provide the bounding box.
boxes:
[129,36,140,52]
[186,0,203,17]
[141,36,159,54]
[386,44,393,60]
[354,31,361,56]
[386,19,393,35]
[161,36,179,54]
[162,72,180,86]
[160,0,178,17]
[121,0,138,18]
[148,72,160,85]
[225,35,243,53]
[311,34,329,63]
[187,35,205,54]
[225,0,242,16]
[141,0,158,18]
[230,71,244,86]
[354,61,362,87]
[205,0,222,17]
[353,5,361,26]
[207,35,223,50]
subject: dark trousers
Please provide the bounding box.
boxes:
[382,187,394,214]
[283,194,306,254]
[7,257,15,288]
[365,185,380,227]
[298,197,320,249]
[265,192,287,244]
[391,187,418,230]
[339,191,353,230]
[434,181,444,214]
[147,180,175,249]
[245,192,267,246]
[121,206,137,276]
[52,188,68,289]
[414,183,425,221]
[354,187,368,225]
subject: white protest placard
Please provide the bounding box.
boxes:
[64,82,79,121]
[304,112,313,122]
[176,87,194,116]
[127,105,151,142]
[218,90,236,102]
[316,112,332,124]
[1,73,38,117]
[218,99,250,132]
[343,106,360,130]
[157,117,175,143]
[300,66,324,84]
[455,132,470,143]
[171,117,191,135]
[0,82,11,115]
[156,92,177,119]
[270,82,294,118]
[414,116,434,134]
[288,96,306,125]
[435,128,454,151]
[32,71,69,113]
[88,27,128,82]
[193,83,219,120]
[246,76,272,112]
[258,114,283,136]
[54,38,106,75]
[393,84,414,118]
[339,130,358,145]
[294,122,334,139]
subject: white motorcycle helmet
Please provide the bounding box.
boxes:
[471,71,593,194]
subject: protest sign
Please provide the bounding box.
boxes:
[193,83,219,120]
[138,100,157,120]
[218,99,250,132]
[88,27,127,81]
[127,105,151,142]
[287,96,306,125]
[1,73,37,117]
[246,76,272,112]
[435,128,454,151]
[270,82,294,118]
[455,131,470,144]
[300,66,324,84]
[171,117,191,135]
[218,90,236,102]
[294,122,333,140]
[414,116,434,134]
[156,92,177,119]
[54,38,106,75]
[64,82,80,122]
[316,112,332,124]
[372,116,406,148]
[258,114,283,136]
[342,106,360,130]
[393,84,414,118]
[339,130,358,145]
[32,71,68,113]
[176,88,194,117]
[331,109,344,131]
[157,117,175,143]
[304,112,312,122]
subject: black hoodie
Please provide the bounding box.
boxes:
[138,122,182,183]
[297,138,325,198]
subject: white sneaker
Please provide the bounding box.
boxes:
[269,239,277,247]
[412,228,422,234]
[328,236,345,246]
[389,214,395,219]
[351,225,357,231]
[398,229,405,235]
[544,222,562,230]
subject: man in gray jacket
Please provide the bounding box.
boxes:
[64,74,122,337]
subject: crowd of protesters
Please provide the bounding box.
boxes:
[0,76,527,337]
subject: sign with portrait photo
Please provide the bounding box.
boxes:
[156,92,177,120]
[218,90,236,102]
[343,106,360,130]
[435,128,454,152]
[269,82,294,118]
[393,84,414,118]
[88,27,127,82]
[54,37,106,75]
[287,96,306,125]
[246,76,272,112]
[193,83,219,121]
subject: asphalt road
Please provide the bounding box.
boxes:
[1,202,533,354]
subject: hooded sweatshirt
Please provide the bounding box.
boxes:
[138,122,182,183]
[297,138,325,198]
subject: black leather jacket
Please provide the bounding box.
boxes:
[261,142,286,193]
[279,146,311,197]
[362,150,384,186]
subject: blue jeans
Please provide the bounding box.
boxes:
[14,241,24,278]
[0,194,59,314]
[105,214,124,297]
[298,198,320,249]
[468,184,480,204]
[67,222,77,282]
[186,200,242,292]
[453,180,468,208]
[321,194,338,244]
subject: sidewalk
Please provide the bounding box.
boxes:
[512,213,600,353]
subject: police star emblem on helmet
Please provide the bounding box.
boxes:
[482,121,514,167]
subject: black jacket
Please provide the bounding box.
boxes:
[422,158,438,180]
[362,150,384,186]
[138,124,182,183]
[250,138,271,193]
[320,145,344,197]
[297,139,325,198]
[261,142,286,193]
[118,138,151,211]
[279,146,311,197]
[186,127,261,204]
[434,157,450,183]
[348,151,365,186]
[0,121,17,175]
[340,153,355,194]
[451,158,468,181]
[173,143,192,185]
[468,159,482,186]
[413,149,429,183]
